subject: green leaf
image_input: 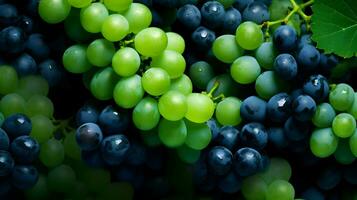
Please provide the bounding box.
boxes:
[311,0,357,58]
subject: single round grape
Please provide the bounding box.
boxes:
[11,165,39,190]
[350,130,357,156]
[68,0,91,8]
[189,61,215,90]
[215,97,242,126]
[310,128,339,158]
[185,93,215,123]
[80,3,109,33]
[47,165,76,194]
[158,119,187,148]
[266,180,295,200]
[166,32,185,54]
[312,103,336,128]
[159,91,187,121]
[103,0,132,12]
[176,145,201,164]
[255,42,276,70]
[123,3,152,34]
[332,113,356,138]
[185,120,212,150]
[150,50,186,79]
[241,174,268,200]
[112,47,140,77]
[30,115,54,144]
[260,158,292,184]
[101,14,129,42]
[39,0,71,24]
[329,83,355,111]
[113,75,144,109]
[134,27,168,57]
[63,45,92,74]
[170,74,193,95]
[39,138,65,168]
[255,71,288,99]
[25,95,54,118]
[334,139,356,165]
[132,97,160,131]
[90,67,119,100]
[0,93,26,117]
[86,39,115,67]
[0,66,18,95]
[142,67,171,96]
[235,21,263,50]
[231,56,261,84]
[212,34,244,63]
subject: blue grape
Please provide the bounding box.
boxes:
[319,53,338,71]
[240,96,267,122]
[273,25,297,52]
[11,165,38,190]
[233,0,254,12]
[98,106,130,135]
[242,2,269,24]
[13,53,37,76]
[218,171,242,193]
[81,149,105,168]
[267,93,291,123]
[207,146,232,176]
[38,59,63,87]
[297,44,320,71]
[76,104,99,126]
[239,122,268,150]
[267,127,288,149]
[0,4,18,26]
[0,150,14,176]
[297,34,312,50]
[201,1,225,29]
[193,158,215,191]
[25,34,50,61]
[233,147,262,177]
[0,26,26,54]
[10,136,39,164]
[100,134,130,166]
[222,8,241,34]
[0,128,9,150]
[292,94,316,122]
[302,74,329,102]
[2,114,32,139]
[206,119,221,141]
[176,4,201,30]
[191,26,216,49]
[213,126,239,151]
[76,123,103,151]
[274,53,298,80]
[114,165,144,189]
[17,16,35,34]
[284,117,310,141]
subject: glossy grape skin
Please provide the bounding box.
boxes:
[292,94,316,122]
[101,134,130,166]
[68,0,91,8]
[255,71,288,100]
[133,97,160,131]
[240,96,267,122]
[80,3,109,33]
[273,53,298,80]
[212,34,244,64]
[267,93,291,123]
[332,113,356,138]
[242,2,270,24]
[329,83,355,111]
[0,66,18,95]
[0,93,26,117]
[0,129,9,150]
[142,67,171,96]
[312,103,336,128]
[13,53,37,76]
[38,0,71,24]
[25,34,50,61]
[240,122,268,150]
[310,128,339,158]
[101,14,129,42]
[98,105,129,135]
[185,93,215,123]
[0,26,26,54]
[76,123,103,151]
[76,104,99,126]
[235,22,263,50]
[200,1,225,29]
[10,136,39,164]
[158,91,187,121]
[273,25,297,52]
[64,9,94,43]
[297,44,321,71]
[214,126,239,151]
[191,26,216,49]
[166,32,185,54]
[303,74,329,102]
[29,115,54,144]
[112,47,140,77]
[151,50,186,79]
[123,3,152,34]
[231,56,261,84]
[170,74,193,95]
[113,75,145,109]
[266,180,295,200]
[103,0,132,12]
[207,146,232,176]
[62,45,92,74]
[255,42,276,70]
[0,150,14,176]
[39,138,65,168]
[134,27,168,57]
[25,95,54,118]
[11,165,38,190]
[90,67,119,100]
[86,39,115,67]
[222,8,242,34]
[176,4,201,30]
[185,120,212,150]
[215,97,242,126]
[189,61,214,90]
[2,114,32,139]
[234,147,262,177]
[158,119,187,148]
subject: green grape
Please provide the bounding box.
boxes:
[141,128,161,147]
[348,93,357,119]
[334,139,356,165]
[217,0,235,8]
[38,0,71,24]
[332,113,356,138]
[97,182,134,200]
[47,165,76,194]
[159,91,187,121]
[112,47,141,77]
[113,74,144,108]
[0,93,26,117]
[259,158,292,184]
[39,138,65,168]
[17,75,49,100]
[64,9,93,43]
[241,174,268,200]
[189,61,215,90]
[123,3,152,34]
[206,74,241,98]
[63,132,82,161]
[255,42,276,70]
[150,50,186,79]
[142,67,171,96]
[212,34,244,64]
[30,115,54,144]
[0,66,18,95]
[133,97,160,130]
[158,119,187,148]
[312,103,336,128]
[176,145,201,164]
[86,39,115,67]
[350,129,357,156]
[266,180,295,200]
[185,93,215,123]
[80,3,109,33]
[68,0,91,8]
[102,14,129,42]
[79,167,110,194]
[185,120,212,150]
[25,95,54,118]
[82,68,98,90]
[25,175,49,200]
[231,56,261,84]
[0,112,4,127]
[134,27,168,57]
[310,128,339,158]
[166,32,185,54]
[170,74,193,95]
[63,45,93,74]
[215,97,242,126]
[90,67,119,100]
[235,21,263,50]
[329,83,355,111]
[255,71,289,99]
[103,0,132,12]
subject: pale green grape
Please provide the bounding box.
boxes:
[17,75,49,100]
[150,50,186,79]
[312,103,336,128]
[123,3,152,34]
[63,45,93,74]
[86,39,115,67]
[329,83,355,111]
[63,132,81,161]
[310,128,339,158]
[0,93,26,117]
[25,95,54,118]
[235,22,263,50]
[350,129,357,156]
[112,47,141,77]
[212,34,244,64]
[134,27,168,57]
[47,165,76,194]
[255,42,276,70]
[39,0,71,24]
[39,138,65,168]
[241,174,268,200]
[255,71,288,99]
[102,14,129,42]
[185,93,215,123]
[334,139,356,165]
[132,97,160,130]
[90,67,119,100]
[215,97,242,126]
[266,180,295,200]
[166,32,185,54]
[103,0,132,12]
[113,74,144,108]
[185,120,212,150]
[170,74,193,95]
[0,66,18,95]
[80,3,109,33]
[332,113,356,138]
[25,175,49,200]
[159,91,187,121]
[231,56,261,84]
[259,158,292,184]
[159,119,187,148]
[348,93,357,119]
[142,67,171,96]
[68,0,91,8]
[98,182,134,200]
[176,145,201,164]
[30,115,54,144]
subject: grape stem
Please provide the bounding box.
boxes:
[206,81,220,98]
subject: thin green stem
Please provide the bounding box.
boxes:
[212,94,225,102]
[300,0,314,9]
[206,81,220,98]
